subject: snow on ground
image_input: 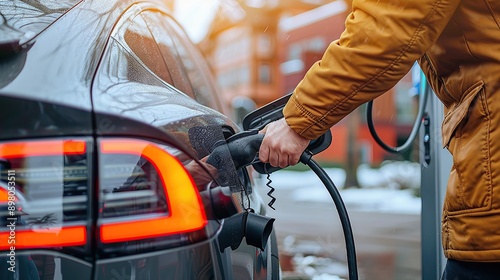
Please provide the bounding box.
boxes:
[259,161,422,279]
[265,161,421,215]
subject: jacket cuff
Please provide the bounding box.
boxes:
[283,94,335,140]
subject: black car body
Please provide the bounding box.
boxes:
[0,1,279,279]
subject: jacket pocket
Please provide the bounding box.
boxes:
[442,81,493,214]
[442,81,485,148]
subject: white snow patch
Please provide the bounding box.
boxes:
[262,161,421,214]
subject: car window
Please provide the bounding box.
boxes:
[143,12,223,112]
[167,18,223,112]
[120,14,173,85]
[141,13,195,98]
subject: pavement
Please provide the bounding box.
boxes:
[257,181,421,280]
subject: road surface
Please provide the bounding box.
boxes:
[258,184,421,280]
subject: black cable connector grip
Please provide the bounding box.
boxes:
[208,131,264,170]
[299,150,313,164]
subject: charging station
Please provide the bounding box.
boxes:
[420,80,452,280]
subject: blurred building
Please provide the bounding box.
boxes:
[199,0,332,107]
[200,0,416,165]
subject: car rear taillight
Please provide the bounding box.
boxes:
[0,139,90,250]
[97,138,208,245]
[0,137,208,254]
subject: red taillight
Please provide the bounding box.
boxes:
[1,226,87,249]
[98,139,207,243]
[0,140,86,158]
[0,188,8,202]
[0,139,88,250]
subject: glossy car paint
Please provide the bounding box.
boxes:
[0,1,278,279]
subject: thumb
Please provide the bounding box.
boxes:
[259,125,268,134]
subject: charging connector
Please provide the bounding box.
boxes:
[208,131,359,280]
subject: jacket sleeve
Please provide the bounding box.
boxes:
[283,0,460,140]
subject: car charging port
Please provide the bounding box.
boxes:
[206,131,276,252]
[199,186,238,220]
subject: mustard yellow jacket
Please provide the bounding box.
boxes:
[284,0,500,261]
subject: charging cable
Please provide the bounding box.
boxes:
[300,151,358,280]
[366,76,431,153]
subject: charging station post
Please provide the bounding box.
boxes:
[420,78,452,280]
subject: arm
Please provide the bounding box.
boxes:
[260,0,460,166]
[285,0,460,139]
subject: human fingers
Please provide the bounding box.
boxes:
[289,151,301,166]
[278,154,290,168]
[258,119,287,166]
[258,132,270,164]
[258,118,298,167]
[267,146,280,167]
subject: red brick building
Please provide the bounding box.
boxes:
[199,0,331,107]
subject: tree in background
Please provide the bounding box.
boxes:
[342,0,361,189]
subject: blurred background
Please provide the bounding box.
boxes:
[173,1,422,279]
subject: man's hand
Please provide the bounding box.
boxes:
[259,118,310,168]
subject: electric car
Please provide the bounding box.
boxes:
[0,0,280,279]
